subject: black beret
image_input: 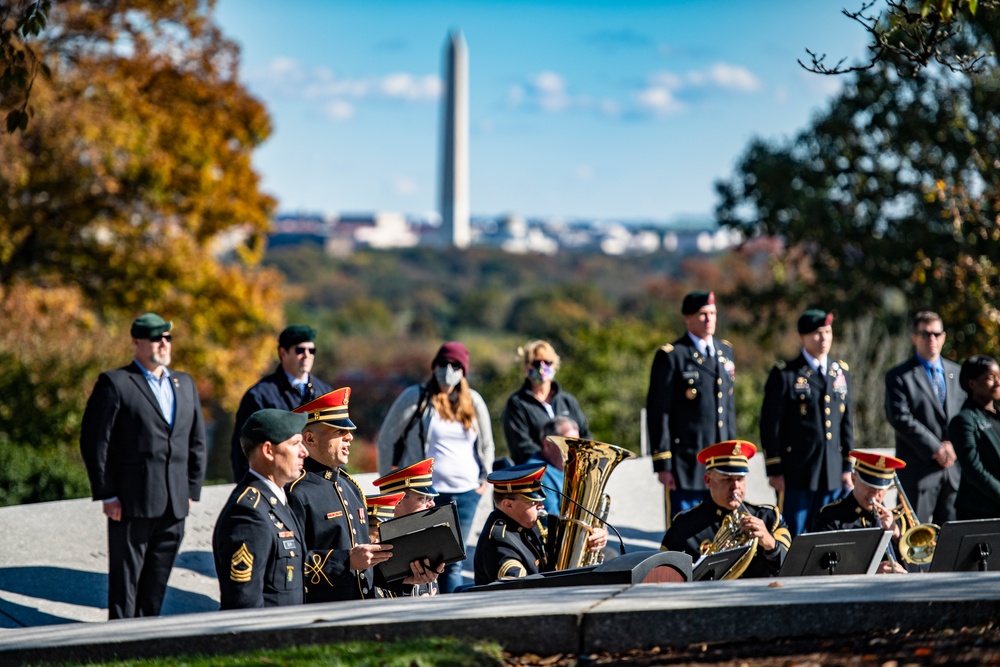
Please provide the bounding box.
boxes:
[241,409,307,445]
[797,309,834,334]
[130,313,172,338]
[681,290,715,315]
[278,324,317,349]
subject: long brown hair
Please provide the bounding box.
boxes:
[429,376,477,430]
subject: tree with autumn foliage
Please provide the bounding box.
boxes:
[0,0,286,503]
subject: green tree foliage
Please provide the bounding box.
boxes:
[717,24,1000,359]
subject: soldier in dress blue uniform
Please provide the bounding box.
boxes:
[646,290,737,526]
[811,451,909,574]
[288,388,390,603]
[366,491,405,543]
[661,441,791,579]
[213,409,311,609]
[473,462,610,584]
[760,309,855,538]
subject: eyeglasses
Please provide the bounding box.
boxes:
[295,345,316,356]
[531,359,554,369]
[150,334,172,343]
[915,331,945,339]
[436,361,463,371]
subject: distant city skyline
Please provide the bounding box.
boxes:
[215,1,869,222]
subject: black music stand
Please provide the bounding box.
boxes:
[779,528,891,577]
[929,519,1000,573]
[376,502,466,582]
[692,545,752,581]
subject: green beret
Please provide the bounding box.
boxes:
[798,309,834,334]
[681,290,715,315]
[278,324,317,349]
[130,313,172,339]
[241,409,307,445]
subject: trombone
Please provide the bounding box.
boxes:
[892,473,939,565]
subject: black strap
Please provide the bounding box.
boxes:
[391,385,428,468]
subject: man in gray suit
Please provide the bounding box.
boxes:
[885,311,964,525]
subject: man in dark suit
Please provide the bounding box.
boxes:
[230,325,333,481]
[80,313,207,620]
[885,311,964,525]
[646,290,737,525]
[760,309,854,538]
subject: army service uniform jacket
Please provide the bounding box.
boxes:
[473,509,548,585]
[287,459,382,602]
[811,491,886,532]
[213,475,306,610]
[661,500,791,578]
[760,354,854,492]
[646,335,736,489]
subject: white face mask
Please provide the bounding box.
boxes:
[434,365,463,389]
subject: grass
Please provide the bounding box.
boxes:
[39,637,506,667]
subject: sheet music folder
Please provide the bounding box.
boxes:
[376,501,466,582]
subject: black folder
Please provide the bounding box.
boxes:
[376,501,466,582]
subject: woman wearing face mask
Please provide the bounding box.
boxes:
[375,341,493,593]
[501,340,592,466]
[948,355,1000,520]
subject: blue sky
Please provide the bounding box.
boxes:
[214,1,869,222]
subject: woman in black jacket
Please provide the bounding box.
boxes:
[948,355,1000,520]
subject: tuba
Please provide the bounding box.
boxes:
[545,436,634,571]
[700,493,758,580]
[892,474,939,565]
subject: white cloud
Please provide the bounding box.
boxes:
[252,57,442,121]
[529,71,570,112]
[635,86,686,115]
[323,101,355,121]
[392,175,418,196]
[700,63,762,92]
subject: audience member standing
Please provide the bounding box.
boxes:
[949,356,1000,520]
[885,311,964,525]
[230,325,333,481]
[80,313,207,619]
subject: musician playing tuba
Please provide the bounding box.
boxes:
[473,462,608,585]
[811,451,909,574]
[661,441,792,578]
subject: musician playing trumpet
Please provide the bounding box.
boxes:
[811,451,908,574]
[661,441,791,578]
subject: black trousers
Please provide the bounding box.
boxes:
[904,469,957,526]
[107,514,185,620]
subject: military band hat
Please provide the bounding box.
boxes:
[278,324,317,349]
[697,440,757,476]
[293,387,356,430]
[241,408,308,446]
[487,462,547,502]
[798,309,834,334]
[366,491,405,523]
[373,458,439,496]
[850,451,905,489]
[130,312,172,339]
[681,290,715,315]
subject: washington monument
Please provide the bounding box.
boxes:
[439,29,470,249]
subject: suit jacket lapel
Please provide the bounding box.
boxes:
[127,364,169,424]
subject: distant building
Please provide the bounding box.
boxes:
[438,30,470,249]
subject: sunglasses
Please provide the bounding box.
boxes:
[915,331,945,339]
[149,334,172,343]
[436,361,463,371]
[531,359,554,369]
[295,345,316,356]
